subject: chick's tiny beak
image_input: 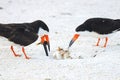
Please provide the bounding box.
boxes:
[40,34,50,56]
[68,34,80,48]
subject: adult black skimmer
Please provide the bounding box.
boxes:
[0,20,50,59]
[68,18,120,48]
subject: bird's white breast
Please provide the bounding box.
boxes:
[77,31,110,38]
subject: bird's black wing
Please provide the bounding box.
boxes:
[7,23,35,32]
[0,24,14,38]
[0,23,35,38]
[88,18,120,34]
[9,27,38,46]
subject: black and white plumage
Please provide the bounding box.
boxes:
[76,18,120,34]
[0,20,50,59]
[69,18,120,48]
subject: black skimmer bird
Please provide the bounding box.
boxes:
[0,20,50,59]
[68,18,120,48]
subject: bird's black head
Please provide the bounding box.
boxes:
[68,20,92,48]
[31,20,49,33]
[75,22,92,32]
[76,24,87,32]
[32,20,50,57]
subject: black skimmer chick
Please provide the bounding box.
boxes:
[69,18,120,48]
[53,47,71,59]
[0,20,50,59]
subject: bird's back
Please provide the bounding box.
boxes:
[9,28,38,46]
[0,22,39,46]
[85,18,120,34]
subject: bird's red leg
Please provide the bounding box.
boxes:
[103,37,108,47]
[22,47,30,59]
[10,46,21,57]
[96,38,100,46]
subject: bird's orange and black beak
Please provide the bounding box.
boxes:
[68,34,80,48]
[38,34,50,56]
